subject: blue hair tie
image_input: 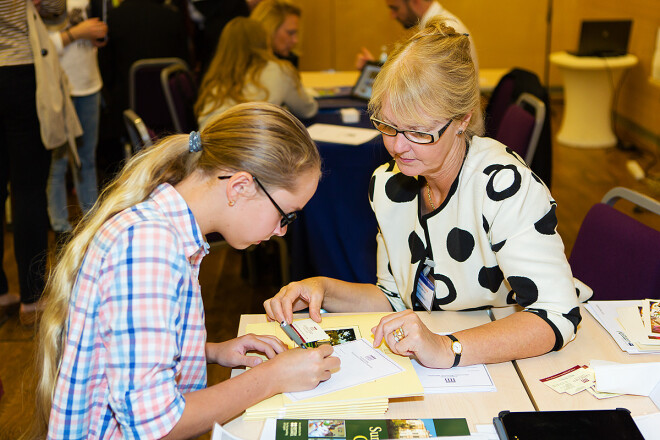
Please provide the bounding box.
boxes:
[189,131,202,153]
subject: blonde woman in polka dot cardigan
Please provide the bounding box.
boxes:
[264,18,591,369]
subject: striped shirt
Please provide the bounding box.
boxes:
[48,183,210,439]
[0,0,65,66]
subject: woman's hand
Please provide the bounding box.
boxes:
[371,310,453,368]
[206,334,288,368]
[263,277,326,324]
[263,345,340,393]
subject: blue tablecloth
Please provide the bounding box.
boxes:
[289,110,390,284]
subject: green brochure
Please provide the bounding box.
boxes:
[275,418,470,440]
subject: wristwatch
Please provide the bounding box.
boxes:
[447,334,462,368]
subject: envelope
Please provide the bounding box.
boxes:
[591,359,660,396]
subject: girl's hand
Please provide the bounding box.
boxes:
[207,334,288,368]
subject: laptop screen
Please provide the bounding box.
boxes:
[352,62,382,101]
[575,20,632,57]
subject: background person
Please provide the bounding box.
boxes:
[34,103,339,439]
[264,19,589,370]
[0,0,67,325]
[47,0,108,243]
[195,17,317,129]
[356,0,478,72]
[251,0,301,68]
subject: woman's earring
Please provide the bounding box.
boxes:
[457,129,464,135]
[228,200,235,207]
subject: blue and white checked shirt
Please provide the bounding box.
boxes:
[48,183,210,439]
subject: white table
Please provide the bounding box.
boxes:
[491,305,658,416]
[550,51,638,148]
[223,311,533,439]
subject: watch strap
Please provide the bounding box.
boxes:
[447,334,461,368]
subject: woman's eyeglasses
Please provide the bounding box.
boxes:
[218,176,297,228]
[370,117,453,144]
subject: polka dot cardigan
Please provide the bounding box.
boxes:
[369,136,590,350]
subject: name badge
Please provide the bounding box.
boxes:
[415,258,435,312]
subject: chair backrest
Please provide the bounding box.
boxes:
[495,93,545,165]
[122,109,154,155]
[484,68,553,187]
[129,57,188,135]
[569,187,660,301]
[484,76,515,137]
[161,63,198,133]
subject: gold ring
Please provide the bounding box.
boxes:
[392,327,405,343]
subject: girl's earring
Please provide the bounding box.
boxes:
[228,200,235,207]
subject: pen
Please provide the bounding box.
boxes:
[280,321,306,348]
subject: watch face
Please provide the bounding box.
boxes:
[452,341,463,354]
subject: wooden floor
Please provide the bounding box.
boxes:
[1,101,659,438]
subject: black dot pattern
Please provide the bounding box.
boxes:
[534,204,557,235]
[478,266,504,293]
[432,273,457,306]
[483,164,521,201]
[385,173,419,203]
[491,239,506,252]
[482,215,490,234]
[446,227,474,262]
[408,231,426,264]
[368,175,376,203]
[508,276,538,306]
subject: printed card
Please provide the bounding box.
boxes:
[540,365,595,395]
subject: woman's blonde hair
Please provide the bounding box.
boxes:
[194,17,299,119]
[250,0,301,42]
[32,102,320,438]
[368,17,484,138]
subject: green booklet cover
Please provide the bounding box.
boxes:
[275,418,469,440]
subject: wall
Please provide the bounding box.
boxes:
[293,0,659,148]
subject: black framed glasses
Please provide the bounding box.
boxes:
[218,175,297,228]
[370,117,453,144]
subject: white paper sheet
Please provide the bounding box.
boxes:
[634,412,660,440]
[411,359,496,393]
[284,338,404,401]
[306,123,380,145]
[591,359,660,396]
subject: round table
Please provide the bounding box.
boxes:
[550,51,638,148]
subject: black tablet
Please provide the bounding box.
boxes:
[493,408,644,440]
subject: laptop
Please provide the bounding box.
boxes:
[572,20,632,57]
[315,61,382,109]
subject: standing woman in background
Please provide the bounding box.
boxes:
[195,16,317,129]
[251,0,301,68]
[47,0,108,242]
[0,0,66,325]
[34,103,339,439]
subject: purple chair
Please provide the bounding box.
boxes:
[129,58,188,136]
[161,63,198,133]
[495,93,546,165]
[569,187,660,300]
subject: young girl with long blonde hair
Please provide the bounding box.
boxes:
[34,102,338,439]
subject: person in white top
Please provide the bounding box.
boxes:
[356,0,478,73]
[195,17,317,130]
[47,0,107,239]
